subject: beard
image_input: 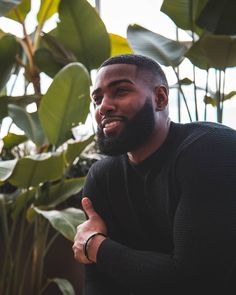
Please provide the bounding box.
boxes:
[96,98,155,156]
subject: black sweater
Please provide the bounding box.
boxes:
[82,121,236,295]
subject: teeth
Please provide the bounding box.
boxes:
[104,121,119,128]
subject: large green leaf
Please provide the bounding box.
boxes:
[34,207,86,241]
[34,47,64,78]
[35,177,85,209]
[34,33,76,77]
[6,0,30,22]
[127,24,188,67]
[11,188,36,219]
[0,159,17,183]
[39,62,90,147]
[49,278,75,295]
[65,135,94,166]
[42,32,77,61]
[186,34,236,70]
[55,0,110,71]
[0,94,39,121]
[197,0,236,35]
[110,33,133,56]
[8,152,65,188]
[2,133,27,149]
[0,34,19,93]
[37,0,60,26]
[8,104,47,146]
[161,0,207,34]
[0,0,21,16]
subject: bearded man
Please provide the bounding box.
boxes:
[73,54,236,294]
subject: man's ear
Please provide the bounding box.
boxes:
[154,85,168,111]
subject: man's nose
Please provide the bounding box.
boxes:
[99,95,116,116]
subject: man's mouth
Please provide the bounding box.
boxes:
[101,117,125,136]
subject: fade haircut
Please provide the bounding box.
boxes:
[100,54,168,89]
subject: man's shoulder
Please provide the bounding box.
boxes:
[172,121,236,156]
[175,121,236,142]
[181,121,235,134]
[89,155,125,176]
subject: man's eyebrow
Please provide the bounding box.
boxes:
[108,79,134,88]
[91,79,134,97]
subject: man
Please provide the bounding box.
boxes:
[73,54,236,294]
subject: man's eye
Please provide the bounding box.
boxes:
[115,88,129,95]
[93,96,103,105]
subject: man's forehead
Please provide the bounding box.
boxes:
[95,63,138,85]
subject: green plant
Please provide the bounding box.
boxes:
[0,0,128,294]
[127,0,236,123]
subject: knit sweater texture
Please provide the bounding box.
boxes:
[82,121,236,294]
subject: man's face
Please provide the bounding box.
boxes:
[92,64,156,156]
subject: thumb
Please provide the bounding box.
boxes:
[82,197,97,218]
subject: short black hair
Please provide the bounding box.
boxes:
[100,54,168,88]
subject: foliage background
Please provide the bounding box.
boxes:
[1,0,236,294]
[1,0,236,135]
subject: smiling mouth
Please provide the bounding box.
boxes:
[101,117,125,136]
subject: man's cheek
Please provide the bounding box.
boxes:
[95,109,102,124]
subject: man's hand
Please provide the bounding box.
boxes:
[72,197,107,264]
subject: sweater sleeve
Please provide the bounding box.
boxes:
[82,164,131,295]
[93,131,236,294]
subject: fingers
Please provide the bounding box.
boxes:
[72,241,93,265]
[82,197,97,218]
[73,197,107,264]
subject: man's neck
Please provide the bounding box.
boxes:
[127,118,171,164]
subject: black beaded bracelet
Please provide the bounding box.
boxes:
[83,232,107,262]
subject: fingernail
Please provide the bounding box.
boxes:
[83,197,89,206]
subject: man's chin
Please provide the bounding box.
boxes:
[97,134,125,156]
[103,131,118,138]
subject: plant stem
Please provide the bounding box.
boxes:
[173,68,192,122]
[0,196,24,295]
[31,214,39,293]
[14,8,34,70]
[0,195,10,294]
[44,232,59,255]
[18,234,34,295]
[34,0,54,51]
[1,213,18,295]
[204,69,209,121]
[39,281,50,295]
[14,8,41,97]
[175,27,181,122]
[6,120,13,134]
[31,216,50,295]
[217,70,222,123]
[0,94,41,102]
[192,65,198,120]
[0,195,9,250]
[11,208,28,295]
[189,6,198,122]
[35,220,50,295]
[220,70,226,123]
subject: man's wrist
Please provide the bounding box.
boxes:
[84,233,108,263]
